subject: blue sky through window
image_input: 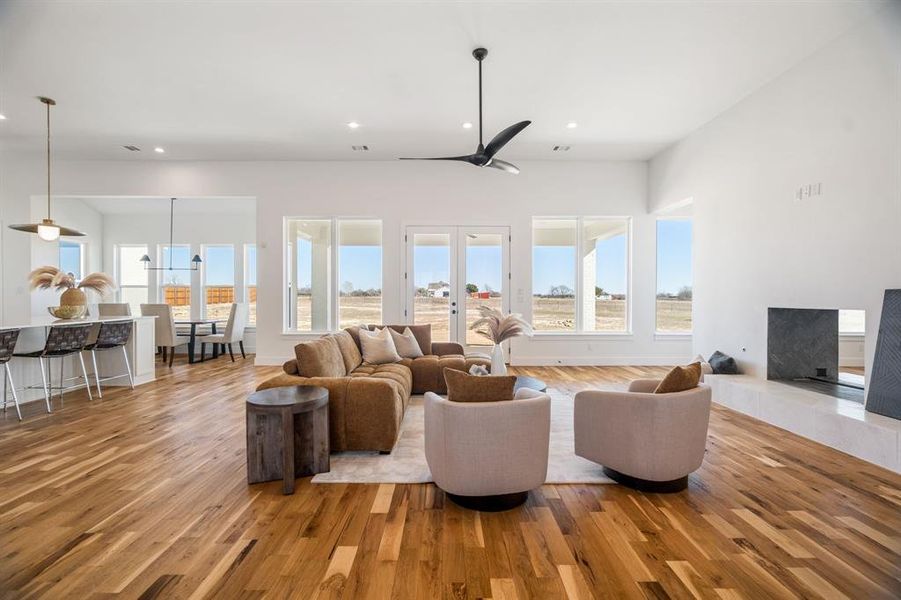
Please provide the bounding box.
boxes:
[656,220,692,295]
[340,246,381,291]
[59,241,82,279]
[205,246,235,286]
[161,246,191,285]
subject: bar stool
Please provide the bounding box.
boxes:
[85,320,135,398]
[13,323,95,410]
[1,329,22,420]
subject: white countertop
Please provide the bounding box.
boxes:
[0,315,155,331]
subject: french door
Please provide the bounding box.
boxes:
[405,226,510,355]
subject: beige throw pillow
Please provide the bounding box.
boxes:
[358,326,402,365]
[389,327,424,358]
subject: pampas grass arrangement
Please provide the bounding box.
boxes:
[470,305,532,344]
[29,266,116,306]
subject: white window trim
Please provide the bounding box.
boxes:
[654,216,693,335]
[531,216,632,335]
[244,243,257,328]
[282,217,383,334]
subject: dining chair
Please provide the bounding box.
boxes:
[98,303,132,316]
[84,320,135,398]
[140,304,192,367]
[198,303,249,362]
[1,329,22,420]
[13,324,95,411]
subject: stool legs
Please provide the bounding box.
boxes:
[91,350,103,398]
[78,354,93,401]
[39,357,52,413]
[3,364,21,421]
[122,346,135,389]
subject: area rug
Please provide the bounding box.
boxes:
[312,388,615,484]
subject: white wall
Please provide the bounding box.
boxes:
[0,157,692,366]
[648,6,901,387]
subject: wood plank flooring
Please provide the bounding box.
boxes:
[0,359,899,599]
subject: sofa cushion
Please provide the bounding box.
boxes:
[444,367,516,403]
[333,330,363,373]
[295,336,346,378]
[389,327,425,358]
[372,324,432,356]
[343,325,367,352]
[351,363,413,403]
[359,327,402,365]
[654,362,702,394]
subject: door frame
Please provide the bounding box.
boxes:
[404,225,511,355]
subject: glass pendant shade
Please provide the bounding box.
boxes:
[37,222,61,241]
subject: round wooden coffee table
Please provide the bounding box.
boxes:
[246,385,329,494]
[514,376,547,393]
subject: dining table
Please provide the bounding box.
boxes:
[175,319,222,364]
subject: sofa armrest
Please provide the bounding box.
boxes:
[432,341,464,356]
[283,359,299,375]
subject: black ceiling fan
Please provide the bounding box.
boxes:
[400,47,531,174]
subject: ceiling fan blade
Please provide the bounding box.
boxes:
[485,159,520,174]
[483,120,531,158]
[398,155,475,162]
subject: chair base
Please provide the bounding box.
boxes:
[602,467,688,493]
[446,491,529,512]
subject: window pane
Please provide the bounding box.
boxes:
[584,218,628,332]
[204,245,235,321]
[413,233,451,342]
[656,219,692,332]
[246,245,257,326]
[338,220,382,329]
[532,219,576,331]
[291,220,331,331]
[465,234,503,345]
[120,287,148,316]
[839,309,865,334]
[160,245,192,320]
[59,242,82,280]
[118,246,148,286]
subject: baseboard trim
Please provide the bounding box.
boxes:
[511,355,690,366]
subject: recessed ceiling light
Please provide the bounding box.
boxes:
[351,145,369,152]
[553,145,571,152]
[566,122,578,129]
[123,145,141,152]
[462,122,473,129]
[347,121,361,129]
[154,147,165,153]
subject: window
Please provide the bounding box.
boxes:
[532,217,630,333]
[285,218,382,332]
[839,309,865,335]
[117,245,148,315]
[338,220,382,328]
[203,245,235,320]
[656,219,693,333]
[245,244,257,326]
[59,241,84,280]
[159,244,192,320]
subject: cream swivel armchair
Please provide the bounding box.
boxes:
[574,380,712,492]
[424,388,551,511]
[140,304,192,367]
[197,303,248,362]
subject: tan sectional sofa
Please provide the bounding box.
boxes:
[257,324,490,452]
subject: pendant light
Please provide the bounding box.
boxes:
[9,97,86,240]
[138,198,202,271]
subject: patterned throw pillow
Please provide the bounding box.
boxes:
[358,327,402,365]
[389,327,424,358]
[444,368,516,403]
[654,362,702,394]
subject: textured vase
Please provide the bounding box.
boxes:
[60,287,87,307]
[490,343,507,376]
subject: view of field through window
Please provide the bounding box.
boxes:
[656,219,692,333]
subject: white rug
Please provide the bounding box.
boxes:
[312,388,614,484]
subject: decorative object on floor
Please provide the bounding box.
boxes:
[8,97,85,240]
[246,385,329,495]
[708,350,740,374]
[388,326,424,358]
[867,289,901,420]
[359,326,402,364]
[514,375,548,393]
[574,379,712,492]
[399,47,531,174]
[137,198,202,270]
[470,305,531,376]
[468,364,489,376]
[30,266,115,318]
[425,387,550,510]
[444,367,515,403]
[654,362,702,393]
[311,390,614,485]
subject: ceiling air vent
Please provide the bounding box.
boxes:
[123,145,141,152]
[553,145,571,152]
[351,145,369,152]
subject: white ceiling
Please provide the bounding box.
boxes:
[0,1,884,162]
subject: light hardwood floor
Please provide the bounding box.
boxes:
[0,359,899,599]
